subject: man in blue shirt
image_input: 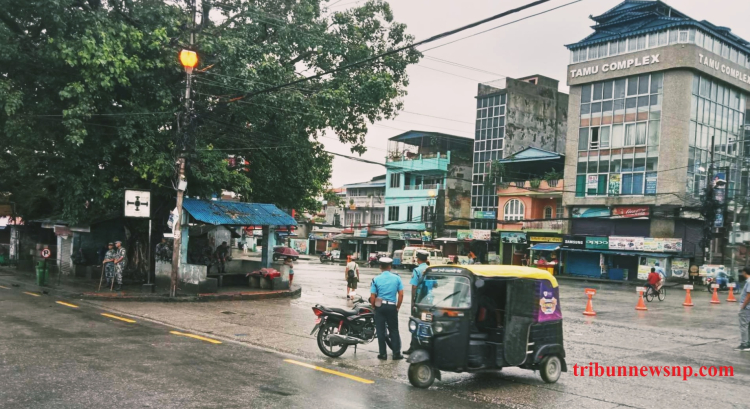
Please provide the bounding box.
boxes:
[403,251,429,355]
[370,257,404,360]
[735,267,750,351]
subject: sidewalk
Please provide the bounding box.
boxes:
[0,266,300,302]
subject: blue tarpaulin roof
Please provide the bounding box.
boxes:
[530,243,561,251]
[183,198,297,227]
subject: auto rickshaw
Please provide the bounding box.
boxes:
[406,265,566,388]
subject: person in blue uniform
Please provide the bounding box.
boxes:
[403,251,429,355]
[370,257,404,360]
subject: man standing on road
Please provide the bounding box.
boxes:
[735,267,750,351]
[215,241,230,274]
[404,251,429,355]
[345,256,359,299]
[103,242,117,289]
[370,257,403,361]
[113,241,126,291]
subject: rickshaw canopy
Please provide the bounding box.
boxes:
[431,265,558,288]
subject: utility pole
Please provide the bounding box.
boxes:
[171,0,198,297]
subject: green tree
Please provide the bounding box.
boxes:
[0,0,420,223]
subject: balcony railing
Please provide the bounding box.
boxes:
[387,152,448,162]
[403,184,442,191]
[523,220,564,231]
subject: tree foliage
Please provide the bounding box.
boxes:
[0,0,420,223]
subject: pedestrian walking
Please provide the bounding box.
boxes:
[369,257,403,360]
[215,241,230,274]
[735,267,750,351]
[113,241,126,291]
[404,250,429,355]
[102,243,117,288]
[345,256,359,299]
[285,256,295,287]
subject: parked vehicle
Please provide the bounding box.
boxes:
[319,251,334,263]
[406,265,566,388]
[402,247,451,270]
[310,296,387,357]
[273,246,299,261]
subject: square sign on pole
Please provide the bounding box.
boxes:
[124,190,151,218]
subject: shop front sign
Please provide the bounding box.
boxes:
[570,53,661,78]
[562,235,586,249]
[585,236,609,250]
[530,236,563,243]
[472,230,492,241]
[572,207,610,218]
[388,231,404,240]
[699,54,750,86]
[473,211,496,219]
[353,229,369,238]
[642,238,683,253]
[611,206,649,218]
[457,230,473,241]
[501,232,526,244]
[609,236,644,251]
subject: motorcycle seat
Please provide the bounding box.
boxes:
[327,307,359,317]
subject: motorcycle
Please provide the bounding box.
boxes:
[310,295,387,357]
[319,251,334,263]
[705,272,735,292]
[368,252,387,268]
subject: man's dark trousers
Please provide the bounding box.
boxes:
[374,304,401,356]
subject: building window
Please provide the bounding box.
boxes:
[472,93,507,229]
[406,206,413,222]
[544,206,553,220]
[577,73,664,196]
[421,206,434,223]
[389,173,401,188]
[387,206,399,222]
[556,200,563,218]
[503,199,525,221]
[371,212,383,227]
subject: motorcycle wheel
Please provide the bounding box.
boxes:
[408,362,435,388]
[320,256,325,263]
[317,321,349,358]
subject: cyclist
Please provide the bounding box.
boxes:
[646,267,662,297]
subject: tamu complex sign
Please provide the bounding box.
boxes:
[699,54,750,86]
[570,54,660,78]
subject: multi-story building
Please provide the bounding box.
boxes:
[561,0,750,279]
[341,175,386,227]
[384,130,473,252]
[471,75,569,229]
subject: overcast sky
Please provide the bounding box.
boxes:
[323,0,750,187]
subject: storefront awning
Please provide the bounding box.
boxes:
[560,248,673,258]
[530,243,560,251]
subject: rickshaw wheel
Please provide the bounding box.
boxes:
[540,356,562,384]
[408,362,435,388]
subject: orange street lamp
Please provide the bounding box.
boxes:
[179,49,198,74]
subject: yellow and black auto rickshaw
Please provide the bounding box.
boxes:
[406,265,566,388]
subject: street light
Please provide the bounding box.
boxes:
[179,50,198,74]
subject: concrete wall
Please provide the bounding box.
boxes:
[504,78,569,156]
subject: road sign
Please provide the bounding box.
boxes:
[683,285,694,290]
[41,249,51,258]
[124,190,151,218]
[585,288,597,296]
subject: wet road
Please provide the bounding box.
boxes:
[0,284,498,409]
[30,261,750,408]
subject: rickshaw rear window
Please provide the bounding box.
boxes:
[415,275,471,309]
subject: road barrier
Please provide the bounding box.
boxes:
[683,285,694,307]
[635,287,648,311]
[727,283,737,302]
[710,284,721,304]
[583,288,597,316]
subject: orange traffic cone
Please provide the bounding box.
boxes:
[727,288,737,303]
[583,294,596,316]
[683,288,694,307]
[636,290,648,311]
[710,287,721,304]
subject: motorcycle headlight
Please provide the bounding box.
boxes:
[409,319,417,332]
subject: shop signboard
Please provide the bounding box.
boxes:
[473,211,496,219]
[642,238,683,253]
[289,239,308,255]
[611,206,649,218]
[699,264,726,277]
[363,240,378,245]
[353,229,369,238]
[571,207,610,218]
[562,235,585,249]
[388,231,404,240]
[530,236,563,243]
[421,231,433,242]
[457,230,473,241]
[608,174,621,196]
[500,232,526,244]
[402,231,421,241]
[609,236,644,251]
[472,230,492,241]
[586,175,598,191]
[645,173,657,195]
[671,258,690,278]
[585,236,609,250]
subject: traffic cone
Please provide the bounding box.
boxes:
[583,293,596,316]
[683,289,694,307]
[636,290,648,311]
[727,289,737,303]
[710,287,721,304]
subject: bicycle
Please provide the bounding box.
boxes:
[645,285,665,302]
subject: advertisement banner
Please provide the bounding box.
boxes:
[530,236,563,243]
[642,238,683,253]
[585,236,609,250]
[457,230,473,241]
[473,211,496,219]
[353,229,369,238]
[421,231,433,242]
[536,281,562,323]
[671,258,690,278]
[402,231,421,241]
[608,174,621,195]
[586,175,598,191]
[611,206,650,218]
[571,207,610,218]
[609,236,644,251]
[562,235,586,249]
[289,239,309,255]
[388,231,404,240]
[645,172,657,195]
[472,230,492,241]
[500,232,527,243]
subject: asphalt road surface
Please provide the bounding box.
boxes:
[0,285,497,409]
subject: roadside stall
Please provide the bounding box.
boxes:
[529,243,561,275]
